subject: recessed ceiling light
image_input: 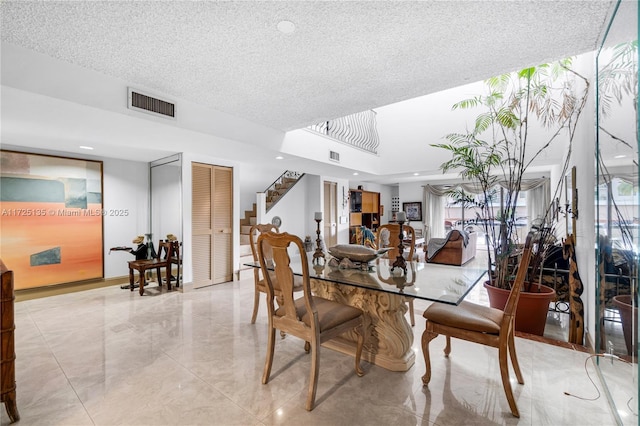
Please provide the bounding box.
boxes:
[277,20,296,34]
[413,173,419,176]
[614,154,627,159]
[275,156,284,160]
[353,172,359,176]
[79,146,94,150]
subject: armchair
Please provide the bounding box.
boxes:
[424,229,477,266]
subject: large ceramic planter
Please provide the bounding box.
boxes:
[612,295,637,357]
[484,281,556,336]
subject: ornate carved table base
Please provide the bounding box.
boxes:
[311,278,415,372]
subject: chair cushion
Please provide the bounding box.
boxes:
[423,301,503,334]
[276,296,362,331]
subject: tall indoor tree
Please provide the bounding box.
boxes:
[433,58,590,289]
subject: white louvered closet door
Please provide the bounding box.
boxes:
[192,163,233,288]
[212,166,233,283]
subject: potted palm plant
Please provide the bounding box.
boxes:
[433,59,590,335]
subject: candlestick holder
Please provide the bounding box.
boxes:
[313,218,325,264]
[377,260,416,293]
[391,219,407,274]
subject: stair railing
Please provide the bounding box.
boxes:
[263,170,305,212]
[307,110,380,154]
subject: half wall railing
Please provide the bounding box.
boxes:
[308,110,380,154]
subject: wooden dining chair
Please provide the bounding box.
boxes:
[249,224,279,323]
[249,224,306,325]
[127,240,173,296]
[421,233,534,418]
[377,223,417,326]
[257,231,366,411]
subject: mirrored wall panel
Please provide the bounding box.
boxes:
[596,0,638,422]
[150,154,182,246]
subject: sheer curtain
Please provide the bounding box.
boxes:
[525,178,551,229]
[424,178,551,242]
[423,185,450,241]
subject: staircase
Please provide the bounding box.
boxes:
[265,173,303,212]
[237,171,304,280]
[237,203,256,280]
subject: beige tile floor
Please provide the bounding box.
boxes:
[0,274,630,426]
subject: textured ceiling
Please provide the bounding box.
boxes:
[1,0,615,132]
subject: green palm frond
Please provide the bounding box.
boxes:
[452,97,482,110]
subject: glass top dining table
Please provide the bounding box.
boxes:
[245,256,488,306]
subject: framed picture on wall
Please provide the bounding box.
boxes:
[403,202,422,221]
[0,150,104,290]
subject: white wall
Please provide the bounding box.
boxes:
[397,181,427,234]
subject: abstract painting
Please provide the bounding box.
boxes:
[0,150,103,289]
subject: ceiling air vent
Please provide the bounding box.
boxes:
[329,150,340,162]
[127,88,176,119]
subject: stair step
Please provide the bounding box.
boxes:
[241,225,252,234]
[249,217,256,225]
[240,234,251,245]
[239,244,252,256]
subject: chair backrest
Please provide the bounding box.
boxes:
[249,224,279,262]
[156,240,174,262]
[170,240,180,262]
[503,233,534,320]
[257,231,314,324]
[377,223,415,260]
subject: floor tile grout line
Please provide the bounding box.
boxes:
[28,310,98,425]
[159,348,263,423]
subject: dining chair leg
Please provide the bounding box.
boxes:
[498,339,520,418]
[444,335,452,357]
[262,326,276,384]
[305,338,320,411]
[165,265,172,290]
[250,287,260,324]
[421,327,437,386]
[508,326,524,384]
[354,324,365,376]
